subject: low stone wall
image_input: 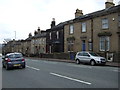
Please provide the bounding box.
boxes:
[97,52,120,62]
[29,52,119,62]
[29,52,76,60]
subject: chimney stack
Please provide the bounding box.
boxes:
[28,33,32,38]
[75,9,83,18]
[51,18,56,28]
[105,0,115,8]
[34,30,38,36]
[37,27,41,34]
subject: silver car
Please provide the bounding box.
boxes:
[2,52,26,70]
[75,51,106,66]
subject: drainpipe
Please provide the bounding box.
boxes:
[105,37,107,59]
[91,18,93,51]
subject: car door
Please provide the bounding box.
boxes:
[77,52,83,62]
[82,52,91,63]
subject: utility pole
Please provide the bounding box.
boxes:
[14,31,16,40]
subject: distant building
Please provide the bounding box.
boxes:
[46,19,65,53]
[31,27,46,55]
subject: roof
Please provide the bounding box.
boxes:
[6,52,22,56]
[32,32,46,39]
[46,21,67,32]
[67,5,120,24]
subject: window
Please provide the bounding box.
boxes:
[49,32,51,40]
[69,25,74,34]
[100,36,110,51]
[83,53,89,57]
[68,40,74,52]
[102,18,108,29]
[56,31,59,39]
[88,42,92,51]
[82,22,87,32]
[118,16,120,27]
[78,52,82,56]
[49,46,52,53]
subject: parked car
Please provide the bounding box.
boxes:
[2,52,26,70]
[0,53,2,57]
[75,51,106,66]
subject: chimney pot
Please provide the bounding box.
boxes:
[51,18,56,28]
[75,9,83,18]
[105,0,115,8]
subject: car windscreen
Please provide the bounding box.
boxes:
[89,52,99,56]
[8,54,23,58]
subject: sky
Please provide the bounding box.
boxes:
[0,0,119,44]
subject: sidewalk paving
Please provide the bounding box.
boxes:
[25,57,120,67]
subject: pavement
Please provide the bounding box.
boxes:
[25,57,120,67]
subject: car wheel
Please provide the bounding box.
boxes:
[5,65,10,70]
[22,65,26,68]
[2,64,5,68]
[90,60,96,66]
[76,59,80,64]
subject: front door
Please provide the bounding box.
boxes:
[82,40,86,51]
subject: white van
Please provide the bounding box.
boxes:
[75,51,106,66]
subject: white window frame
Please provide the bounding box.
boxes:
[100,36,110,51]
[88,42,92,51]
[56,31,59,39]
[102,18,109,29]
[50,46,52,53]
[69,25,74,34]
[67,40,74,52]
[82,22,87,32]
[49,32,51,40]
[118,15,120,27]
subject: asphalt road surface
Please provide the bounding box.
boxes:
[2,57,120,88]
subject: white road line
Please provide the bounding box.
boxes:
[50,72,91,85]
[26,65,40,71]
[113,70,120,72]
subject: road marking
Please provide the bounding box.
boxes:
[26,65,40,71]
[50,72,91,85]
[113,70,120,72]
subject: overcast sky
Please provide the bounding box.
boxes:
[0,0,119,44]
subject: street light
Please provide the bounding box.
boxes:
[14,31,16,40]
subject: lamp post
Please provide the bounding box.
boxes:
[14,31,16,40]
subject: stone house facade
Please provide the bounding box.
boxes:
[64,1,120,62]
[31,27,46,55]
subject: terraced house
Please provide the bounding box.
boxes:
[31,27,46,56]
[46,18,65,53]
[64,0,120,62]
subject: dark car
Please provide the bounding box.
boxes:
[2,52,26,70]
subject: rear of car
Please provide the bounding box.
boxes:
[2,53,26,70]
[75,51,106,66]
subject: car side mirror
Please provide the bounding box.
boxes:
[2,56,5,59]
[87,55,90,57]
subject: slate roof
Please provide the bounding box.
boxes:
[66,5,120,24]
[32,31,46,39]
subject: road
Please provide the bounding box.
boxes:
[2,57,119,88]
